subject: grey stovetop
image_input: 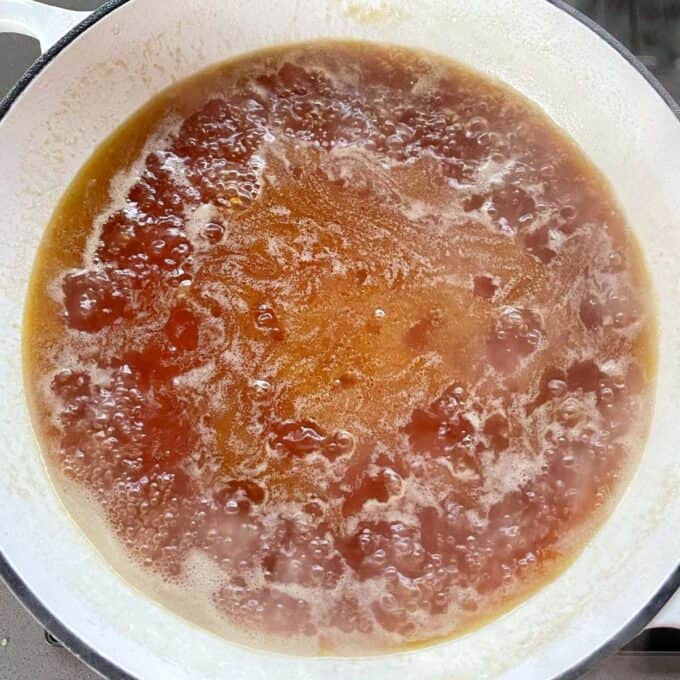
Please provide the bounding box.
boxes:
[1,2,679,679]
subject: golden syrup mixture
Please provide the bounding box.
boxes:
[25,42,656,654]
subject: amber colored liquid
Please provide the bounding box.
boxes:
[24,42,656,654]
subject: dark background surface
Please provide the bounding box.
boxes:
[0,1,679,678]
[571,0,680,100]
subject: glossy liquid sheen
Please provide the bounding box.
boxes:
[25,42,656,654]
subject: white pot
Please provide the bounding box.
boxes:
[0,1,678,678]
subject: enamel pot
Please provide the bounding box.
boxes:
[0,1,678,678]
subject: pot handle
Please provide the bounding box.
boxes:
[0,0,90,53]
[647,588,680,629]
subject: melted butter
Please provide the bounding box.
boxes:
[24,40,656,655]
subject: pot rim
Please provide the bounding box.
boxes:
[0,1,678,678]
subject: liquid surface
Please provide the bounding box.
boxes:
[25,42,656,654]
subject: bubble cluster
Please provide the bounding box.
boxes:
[487,306,543,373]
[28,42,654,654]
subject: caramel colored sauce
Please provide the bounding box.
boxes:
[25,42,656,654]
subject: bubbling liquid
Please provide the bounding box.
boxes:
[25,42,656,654]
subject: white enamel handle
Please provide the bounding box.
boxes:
[648,587,680,629]
[0,0,90,53]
